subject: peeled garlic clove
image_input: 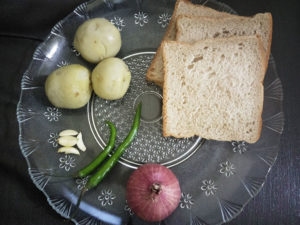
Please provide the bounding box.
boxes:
[76,132,86,151]
[58,136,78,147]
[58,147,80,155]
[59,129,78,137]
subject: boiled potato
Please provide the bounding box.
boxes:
[92,57,131,100]
[45,64,92,109]
[73,18,121,63]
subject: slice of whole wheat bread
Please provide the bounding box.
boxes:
[162,36,267,143]
[146,0,233,87]
[176,13,272,62]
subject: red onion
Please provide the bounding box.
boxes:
[126,163,181,222]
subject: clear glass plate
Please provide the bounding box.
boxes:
[17,0,284,224]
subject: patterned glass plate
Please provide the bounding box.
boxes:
[17,0,284,224]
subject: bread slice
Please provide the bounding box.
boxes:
[146,0,233,87]
[176,13,272,62]
[162,36,267,143]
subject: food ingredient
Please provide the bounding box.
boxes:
[176,13,272,63]
[162,36,266,143]
[45,64,92,109]
[146,0,232,87]
[70,103,142,219]
[58,147,80,155]
[76,132,86,151]
[83,103,141,190]
[92,57,131,100]
[76,121,116,178]
[58,136,78,147]
[73,18,121,63]
[59,129,78,136]
[57,129,87,155]
[126,163,181,222]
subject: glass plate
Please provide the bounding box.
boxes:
[17,0,284,224]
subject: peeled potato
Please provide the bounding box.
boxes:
[73,18,121,63]
[92,57,131,100]
[45,64,92,109]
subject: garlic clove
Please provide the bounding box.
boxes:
[58,136,78,147]
[76,132,86,151]
[59,129,78,137]
[58,147,80,155]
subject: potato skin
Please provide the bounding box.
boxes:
[92,57,131,100]
[73,18,121,63]
[45,64,92,109]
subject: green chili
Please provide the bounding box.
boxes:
[74,121,116,178]
[70,103,142,220]
[85,102,142,191]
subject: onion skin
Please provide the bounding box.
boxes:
[126,164,181,222]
